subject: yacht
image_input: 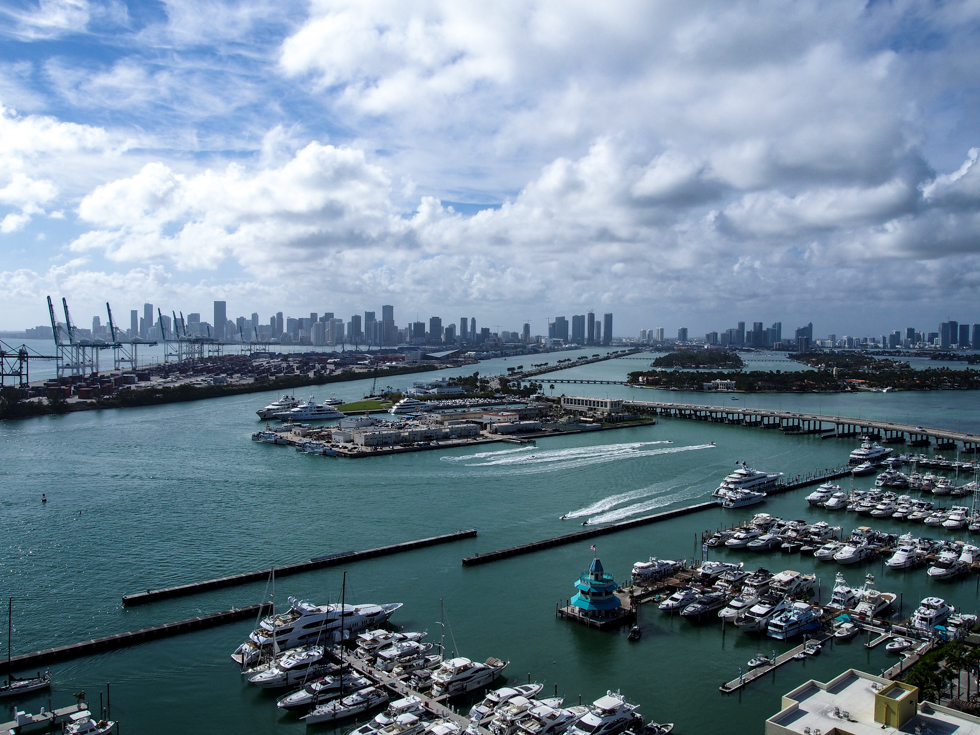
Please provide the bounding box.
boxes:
[870,501,897,519]
[257,394,301,419]
[301,686,390,724]
[712,463,784,499]
[943,507,970,530]
[806,483,837,507]
[430,657,508,697]
[725,529,763,549]
[469,684,545,726]
[927,550,967,580]
[734,595,792,633]
[829,573,861,609]
[375,714,428,735]
[374,641,434,672]
[746,533,782,552]
[767,602,821,639]
[565,692,640,735]
[694,561,743,581]
[423,720,464,735]
[489,697,555,735]
[886,538,922,569]
[63,711,116,735]
[852,575,897,618]
[851,462,877,477]
[355,630,426,659]
[718,591,761,621]
[390,398,430,415]
[248,645,334,688]
[276,671,373,710]
[721,489,767,509]
[658,587,699,611]
[834,543,875,566]
[515,703,589,735]
[910,597,953,631]
[823,492,849,511]
[680,591,730,623]
[814,541,843,561]
[768,570,815,598]
[850,439,892,465]
[630,558,681,584]
[704,531,735,547]
[231,597,403,666]
[276,396,345,421]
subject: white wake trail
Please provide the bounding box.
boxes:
[562,486,666,519]
[585,485,707,525]
[440,446,534,462]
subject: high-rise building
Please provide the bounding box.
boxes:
[275,312,283,337]
[940,321,952,349]
[312,321,326,345]
[905,327,916,343]
[444,323,456,343]
[677,327,688,342]
[523,323,530,343]
[428,316,442,344]
[587,311,596,345]
[736,321,745,347]
[752,322,764,347]
[959,324,970,347]
[142,303,153,339]
[350,314,362,342]
[571,315,586,344]
[973,324,980,350]
[213,301,227,340]
[382,305,395,346]
[594,323,601,344]
[460,317,468,342]
[553,316,569,343]
[470,318,476,340]
[655,328,664,342]
[129,310,138,338]
[705,331,718,345]
[603,313,613,346]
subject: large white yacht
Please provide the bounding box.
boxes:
[852,575,896,618]
[768,570,815,598]
[910,597,953,631]
[713,463,784,499]
[829,573,861,609]
[231,597,403,666]
[734,595,793,633]
[430,657,508,697]
[927,549,967,580]
[515,703,590,735]
[565,692,639,735]
[390,398,430,415]
[721,489,767,509]
[257,394,301,419]
[885,536,922,569]
[301,686,390,724]
[276,396,345,421]
[469,684,545,726]
[849,439,892,465]
[349,696,427,735]
[248,645,334,688]
[767,602,820,639]
[276,671,373,710]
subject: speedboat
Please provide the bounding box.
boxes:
[257,394,301,419]
[804,640,822,655]
[276,671,373,710]
[735,595,792,633]
[852,575,897,618]
[680,592,730,623]
[640,723,674,735]
[430,657,508,697]
[767,602,820,640]
[276,396,345,421]
[850,439,892,465]
[722,489,767,509]
[834,621,859,639]
[301,686,390,724]
[658,587,699,611]
[910,597,953,631]
[565,691,640,735]
[248,645,334,688]
[231,597,402,666]
[886,637,912,653]
[927,550,967,580]
[806,483,837,506]
[747,653,772,668]
[63,711,116,735]
[713,463,784,499]
[469,684,545,726]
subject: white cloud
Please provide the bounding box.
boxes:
[2,0,90,40]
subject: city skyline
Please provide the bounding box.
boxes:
[1,4,980,334]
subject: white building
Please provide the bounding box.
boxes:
[703,379,737,392]
[560,397,623,413]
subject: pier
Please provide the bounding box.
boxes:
[0,604,271,675]
[123,529,478,605]
[625,400,980,452]
[0,703,91,733]
[719,632,833,693]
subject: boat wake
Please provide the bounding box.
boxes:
[584,485,706,525]
[440,440,680,473]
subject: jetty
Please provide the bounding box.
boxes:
[123,529,478,605]
[719,632,833,693]
[624,401,980,452]
[0,703,91,733]
[0,604,271,675]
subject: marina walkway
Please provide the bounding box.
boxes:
[719,633,832,693]
[625,400,980,451]
[0,703,90,733]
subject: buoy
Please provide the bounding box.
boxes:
[41,494,47,503]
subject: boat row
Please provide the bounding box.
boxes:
[257,394,346,421]
[705,515,842,555]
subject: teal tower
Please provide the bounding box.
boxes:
[570,557,622,619]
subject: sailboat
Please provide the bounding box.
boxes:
[0,598,52,699]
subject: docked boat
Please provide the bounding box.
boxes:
[814,541,843,561]
[725,529,763,549]
[823,492,849,511]
[468,684,544,725]
[680,591,730,623]
[430,657,508,697]
[355,629,427,659]
[257,394,301,419]
[943,508,970,530]
[423,719,464,735]
[746,533,782,552]
[489,696,560,735]
[886,637,912,653]
[630,558,681,584]
[658,587,699,611]
[641,724,674,735]
[927,550,967,580]
[747,653,772,668]
[704,530,735,547]
[833,543,875,566]
[390,398,430,415]
[718,592,761,622]
[806,483,837,507]
[852,575,897,618]
[277,670,373,710]
[0,600,52,699]
[767,602,820,640]
[63,711,116,735]
[515,703,589,735]
[721,489,767,509]
[734,595,792,633]
[850,439,892,465]
[301,686,390,724]
[375,713,428,735]
[713,464,784,499]
[851,462,877,477]
[768,570,815,598]
[829,573,861,610]
[565,691,640,735]
[910,597,953,631]
[276,396,345,421]
[885,537,922,569]
[231,597,403,666]
[248,645,334,688]
[374,641,434,672]
[694,561,743,580]
[834,621,859,640]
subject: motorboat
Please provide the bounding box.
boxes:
[740,568,774,596]
[718,593,760,621]
[355,629,426,659]
[63,711,116,735]
[704,531,735,548]
[734,595,793,633]
[910,597,953,631]
[870,501,897,519]
[823,492,849,511]
[231,597,403,666]
[257,394,301,419]
[803,640,822,656]
[767,602,821,640]
[248,645,334,688]
[886,539,922,569]
[376,713,428,735]
[680,591,730,623]
[834,621,859,640]
[806,483,837,506]
[943,508,970,530]
[768,570,815,598]
[833,543,875,566]
[658,587,699,611]
[725,529,763,549]
[276,671,373,710]
[430,657,508,697]
[630,558,681,584]
[721,489,767,509]
[374,640,434,672]
[927,549,967,580]
[694,561,743,581]
[886,638,912,653]
[469,684,545,726]
[392,653,443,678]
[424,720,464,735]
[746,533,782,552]
[627,625,641,641]
[829,573,861,610]
[814,541,843,561]
[275,395,345,421]
[565,691,640,735]
[851,462,877,477]
[489,696,551,735]
[852,575,897,618]
[924,511,949,527]
[640,723,674,735]
[747,653,772,668]
[850,439,892,465]
[515,703,589,735]
[301,686,390,724]
[390,398,430,415]
[960,544,979,565]
[713,463,784,499]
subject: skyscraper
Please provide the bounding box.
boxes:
[973,324,980,350]
[677,327,688,342]
[214,301,227,341]
[959,324,970,347]
[382,305,395,346]
[350,314,362,342]
[553,316,569,342]
[364,311,376,346]
[142,303,153,339]
[603,313,613,346]
[470,318,476,340]
[587,311,595,345]
[275,312,283,337]
[428,316,442,344]
[523,323,530,343]
[571,315,586,344]
[460,317,468,342]
[736,321,745,346]
[130,310,138,338]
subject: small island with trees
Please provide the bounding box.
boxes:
[650,350,744,369]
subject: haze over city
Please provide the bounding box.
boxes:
[1,1,979,335]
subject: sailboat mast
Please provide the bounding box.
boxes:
[339,571,347,699]
[7,598,11,674]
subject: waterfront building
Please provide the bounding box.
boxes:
[704,379,736,392]
[570,557,622,620]
[677,327,688,342]
[214,301,226,341]
[460,317,468,342]
[603,313,613,345]
[553,316,569,343]
[522,323,530,344]
[142,303,153,339]
[429,317,442,344]
[655,327,664,341]
[587,311,596,345]
[560,397,623,414]
[572,315,586,344]
[765,669,980,735]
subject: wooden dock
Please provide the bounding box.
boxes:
[719,632,832,693]
[0,703,90,733]
[123,529,478,605]
[0,604,270,675]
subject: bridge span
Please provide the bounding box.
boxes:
[624,400,980,452]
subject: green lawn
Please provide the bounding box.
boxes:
[338,399,392,412]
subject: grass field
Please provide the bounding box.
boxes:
[338,399,392,412]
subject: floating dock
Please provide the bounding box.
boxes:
[719,632,832,693]
[123,529,478,605]
[0,604,270,675]
[0,703,91,733]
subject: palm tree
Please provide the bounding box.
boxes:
[965,647,980,702]
[945,642,966,701]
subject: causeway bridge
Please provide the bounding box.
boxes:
[544,378,628,385]
[625,400,980,452]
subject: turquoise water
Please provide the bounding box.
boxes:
[2,362,980,734]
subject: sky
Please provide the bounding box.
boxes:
[1,0,979,338]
